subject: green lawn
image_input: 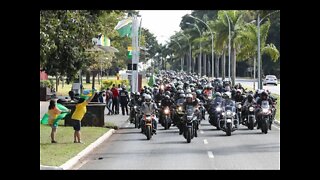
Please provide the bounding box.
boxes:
[40,121,110,166]
[54,76,117,96]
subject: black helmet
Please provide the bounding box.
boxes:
[247,94,253,101]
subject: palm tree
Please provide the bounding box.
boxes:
[235,18,279,86]
[211,10,245,85]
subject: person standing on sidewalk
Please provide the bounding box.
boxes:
[111,84,119,114]
[105,88,113,115]
[71,91,96,143]
[119,85,130,116]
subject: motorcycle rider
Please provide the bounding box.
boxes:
[256,91,274,130]
[140,94,158,134]
[242,94,256,123]
[159,95,175,124]
[221,92,237,127]
[179,93,199,135]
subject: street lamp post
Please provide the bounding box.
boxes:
[186,22,202,76]
[171,39,183,72]
[187,15,214,78]
[257,10,279,89]
[224,12,231,81]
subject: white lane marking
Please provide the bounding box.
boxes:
[207,151,214,159]
[203,139,208,144]
[200,130,204,134]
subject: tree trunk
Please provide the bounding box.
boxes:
[222,50,226,80]
[86,71,90,83]
[203,54,207,77]
[55,75,59,93]
[98,73,100,85]
[92,71,97,90]
[216,55,220,78]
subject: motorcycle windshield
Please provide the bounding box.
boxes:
[261,100,270,109]
[186,106,194,116]
[224,105,235,112]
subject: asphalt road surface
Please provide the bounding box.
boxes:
[76,116,280,170]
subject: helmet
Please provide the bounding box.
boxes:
[177,89,184,94]
[165,91,171,96]
[179,93,185,98]
[223,92,231,99]
[185,89,191,94]
[186,93,193,99]
[165,95,170,99]
[215,92,221,97]
[247,94,253,101]
[144,94,151,102]
[261,91,268,98]
[135,92,140,96]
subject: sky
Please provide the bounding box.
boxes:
[138,10,192,45]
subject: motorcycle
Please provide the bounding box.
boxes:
[258,100,272,134]
[244,105,256,130]
[208,102,222,130]
[173,103,184,126]
[161,106,172,130]
[236,102,243,125]
[141,114,156,140]
[134,105,141,128]
[218,105,238,136]
[182,105,199,143]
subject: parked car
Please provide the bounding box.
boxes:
[263,75,278,86]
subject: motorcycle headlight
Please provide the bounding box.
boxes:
[164,109,170,114]
[134,106,137,109]
[216,107,221,111]
[226,111,232,116]
[237,104,242,108]
[222,112,225,116]
[249,107,254,111]
[178,107,182,111]
[262,108,268,113]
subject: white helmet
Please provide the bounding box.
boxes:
[144,94,151,102]
[185,93,193,99]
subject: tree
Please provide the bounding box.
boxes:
[40,10,107,91]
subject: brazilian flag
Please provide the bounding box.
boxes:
[40,103,70,126]
[148,75,155,87]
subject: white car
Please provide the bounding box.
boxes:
[263,75,278,86]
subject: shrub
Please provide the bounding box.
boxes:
[101,79,129,90]
[40,80,52,88]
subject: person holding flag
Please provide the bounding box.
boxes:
[46,100,71,143]
[71,89,96,143]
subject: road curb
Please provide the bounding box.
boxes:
[274,120,280,126]
[59,128,116,170]
[40,165,64,170]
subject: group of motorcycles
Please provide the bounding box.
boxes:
[128,70,277,142]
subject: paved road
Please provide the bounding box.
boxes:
[235,78,280,95]
[77,115,280,170]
